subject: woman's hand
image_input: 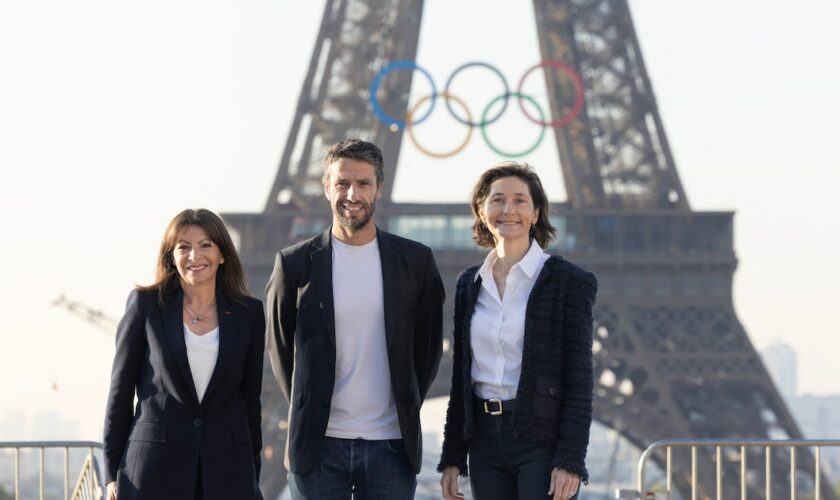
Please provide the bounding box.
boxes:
[440,466,465,500]
[106,481,117,500]
[548,467,580,500]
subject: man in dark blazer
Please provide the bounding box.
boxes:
[265,139,444,499]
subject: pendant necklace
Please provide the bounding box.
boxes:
[183,303,210,325]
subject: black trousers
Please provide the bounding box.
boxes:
[468,399,576,500]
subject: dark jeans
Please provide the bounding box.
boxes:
[469,402,575,500]
[287,437,416,500]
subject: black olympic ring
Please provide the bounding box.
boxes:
[444,62,510,127]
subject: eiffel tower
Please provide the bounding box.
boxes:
[222,1,833,498]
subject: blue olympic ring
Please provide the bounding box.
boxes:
[368,60,437,129]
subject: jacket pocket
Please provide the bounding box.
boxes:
[533,377,563,419]
[127,422,166,443]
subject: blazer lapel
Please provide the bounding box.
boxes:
[463,270,482,384]
[310,229,336,347]
[162,288,200,405]
[466,272,482,324]
[201,291,236,406]
[377,229,400,359]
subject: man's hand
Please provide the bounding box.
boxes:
[106,481,117,500]
[440,466,465,500]
[548,467,580,500]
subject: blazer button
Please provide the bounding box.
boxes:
[549,387,557,396]
[193,418,203,427]
[329,362,335,370]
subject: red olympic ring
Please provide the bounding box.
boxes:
[516,60,585,128]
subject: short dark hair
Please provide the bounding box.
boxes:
[323,138,384,186]
[470,161,556,249]
[137,209,250,303]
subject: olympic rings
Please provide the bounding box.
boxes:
[406,92,473,159]
[443,62,509,127]
[516,60,585,128]
[369,60,437,129]
[480,92,547,158]
[368,59,586,158]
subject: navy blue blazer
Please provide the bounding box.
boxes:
[103,288,265,500]
[265,228,444,475]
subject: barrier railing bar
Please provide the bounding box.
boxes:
[691,446,697,500]
[641,439,840,447]
[90,445,97,500]
[740,445,746,500]
[666,446,672,493]
[766,445,772,500]
[64,446,70,500]
[790,446,796,500]
[816,447,821,500]
[716,445,722,500]
[39,446,45,500]
[0,441,103,448]
[15,447,20,500]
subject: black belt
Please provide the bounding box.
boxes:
[476,396,516,415]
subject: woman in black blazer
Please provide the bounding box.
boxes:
[103,209,265,500]
[438,163,597,500]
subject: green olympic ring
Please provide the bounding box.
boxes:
[479,92,547,158]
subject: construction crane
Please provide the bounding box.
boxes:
[52,294,117,335]
[47,295,117,392]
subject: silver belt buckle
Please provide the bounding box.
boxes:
[484,398,503,415]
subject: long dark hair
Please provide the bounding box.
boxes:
[470,162,556,249]
[137,209,250,302]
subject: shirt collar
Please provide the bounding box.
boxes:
[475,248,497,282]
[474,239,546,282]
[517,239,547,279]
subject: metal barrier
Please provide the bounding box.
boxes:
[0,441,104,500]
[616,439,840,500]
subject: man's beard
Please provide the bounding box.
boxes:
[334,198,376,232]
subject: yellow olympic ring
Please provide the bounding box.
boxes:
[405,92,473,159]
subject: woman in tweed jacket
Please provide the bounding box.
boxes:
[438,163,598,500]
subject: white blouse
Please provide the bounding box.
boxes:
[470,240,550,400]
[183,323,219,403]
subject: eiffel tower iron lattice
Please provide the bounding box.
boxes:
[222,1,834,498]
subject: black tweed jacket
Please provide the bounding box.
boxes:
[437,255,597,482]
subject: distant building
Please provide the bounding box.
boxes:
[32,411,80,441]
[761,341,798,401]
[0,410,26,440]
[792,394,840,479]
[795,394,840,439]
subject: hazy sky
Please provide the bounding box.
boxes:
[1,0,838,440]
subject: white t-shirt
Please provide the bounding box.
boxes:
[184,323,219,403]
[471,240,550,400]
[325,236,401,440]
